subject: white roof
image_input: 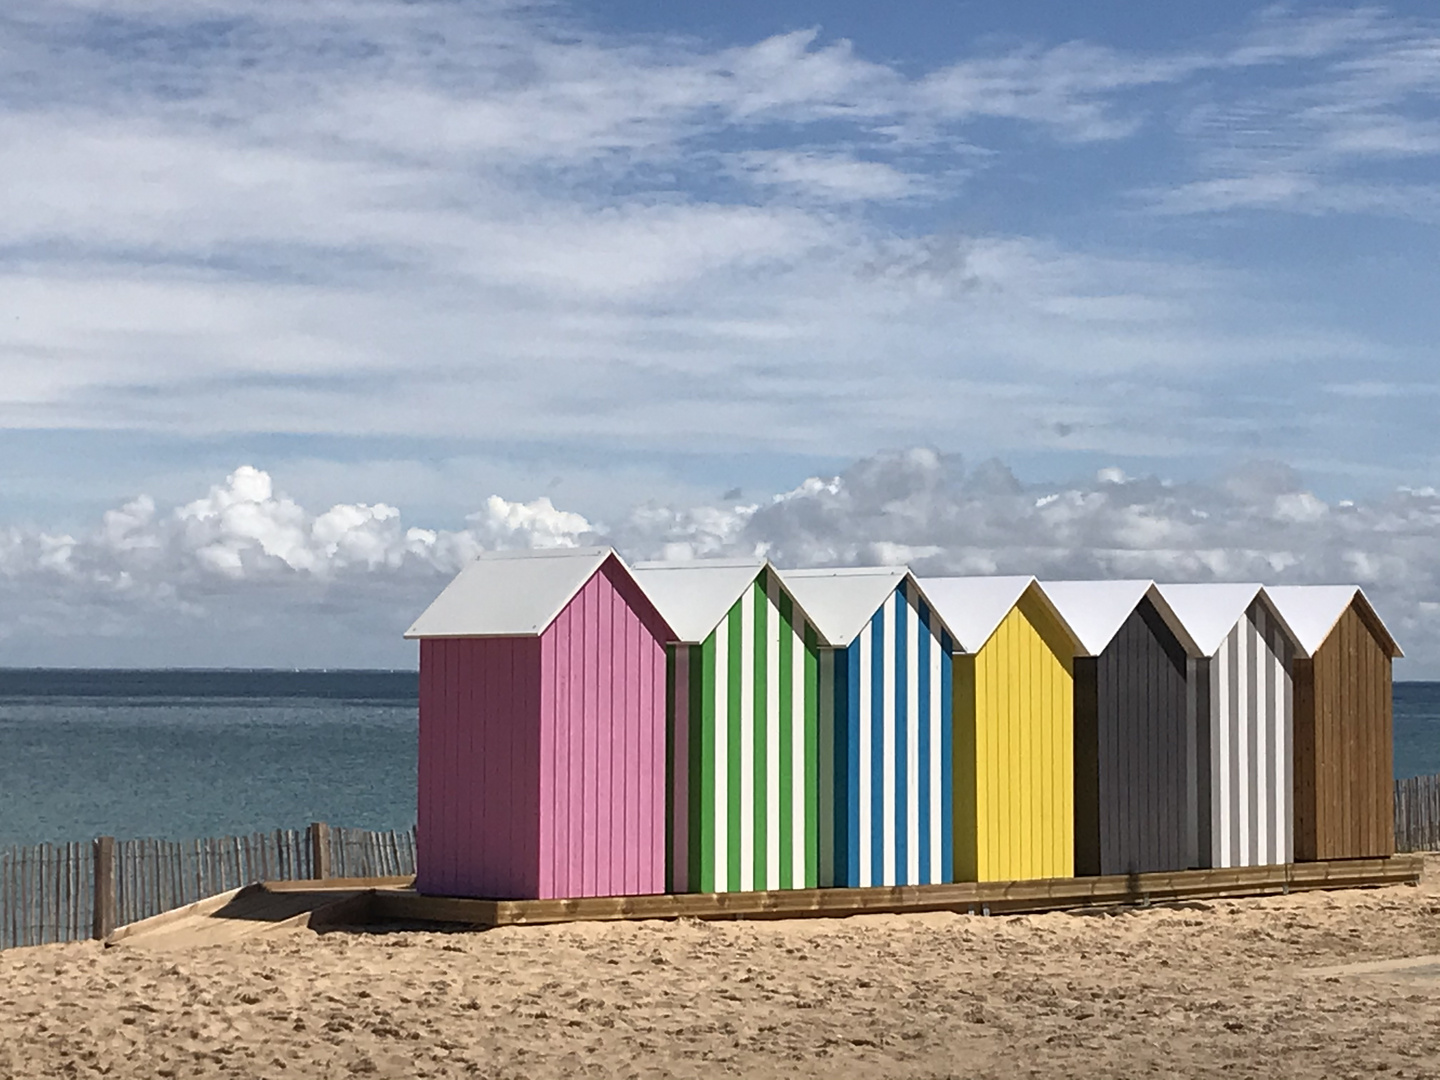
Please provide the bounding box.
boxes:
[631,559,769,644]
[405,547,621,638]
[1041,580,1200,658]
[1263,585,1403,658]
[917,575,1073,655]
[1155,583,1268,658]
[781,567,946,647]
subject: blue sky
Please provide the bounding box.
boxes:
[2,2,1439,668]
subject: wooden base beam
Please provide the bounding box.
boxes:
[359,855,1423,929]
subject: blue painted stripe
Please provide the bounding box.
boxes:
[939,629,954,883]
[916,592,932,883]
[844,640,860,888]
[869,606,885,888]
[893,589,908,885]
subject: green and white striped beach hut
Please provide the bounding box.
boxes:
[632,559,826,895]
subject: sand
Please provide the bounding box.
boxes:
[3,860,1440,1079]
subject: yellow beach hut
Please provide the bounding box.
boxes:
[918,576,1082,883]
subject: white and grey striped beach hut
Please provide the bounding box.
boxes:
[1157,583,1304,869]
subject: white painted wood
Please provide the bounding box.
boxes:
[858,623,873,887]
[713,616,729,891]
[882,592,897,887]
[739,586,756,893]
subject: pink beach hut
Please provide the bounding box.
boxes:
[404,547,674,900]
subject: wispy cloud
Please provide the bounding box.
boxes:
[0,1,1435,511]
[1149,7,1440,217]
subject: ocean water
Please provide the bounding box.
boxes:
[0,670,418,847]
[1393,682,1440,780]
[0,672,1437,848]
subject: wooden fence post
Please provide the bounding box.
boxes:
[92,837,115,941]
[309,822,331,881]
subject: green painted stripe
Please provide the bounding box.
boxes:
[698,634,716,893]
[665,643,676,892]
[752,578,769,890]
[804,621,820,888]
[726,600,743,891]
[778,588,794,890]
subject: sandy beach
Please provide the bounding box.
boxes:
[3,860,1440,1080]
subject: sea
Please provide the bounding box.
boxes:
[0,671,1437,848]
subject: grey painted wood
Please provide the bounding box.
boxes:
[1075,598,1190,877]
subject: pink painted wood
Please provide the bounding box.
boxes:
[416,635,543,898]
[538,558,669,898]
[416,554,669,900]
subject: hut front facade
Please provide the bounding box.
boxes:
[1266,586,1402,861]
[1159,583,1301,869]
[781,568,955,889]
[405,548,673,901]
[632,560,823,894]
[919,577,1081,883]
[1043,581,1199,878]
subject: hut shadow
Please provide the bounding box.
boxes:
[204,885,499,936]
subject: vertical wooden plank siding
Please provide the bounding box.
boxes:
[953,590,1074,882]
[817,580,953,888]
[1073,599,1190,877]
[1187,600,1295,869]
[1294,603,1395,860]
[541,559,669,899]
[669,569,820,893]
[416,636,543,898]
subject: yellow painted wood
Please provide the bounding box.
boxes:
[954,587,1075,882]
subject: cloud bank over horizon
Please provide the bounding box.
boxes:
[3,450,1436,674]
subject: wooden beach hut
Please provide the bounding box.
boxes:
[1265,585,1403,861]
[780,567,955,889]
[917,577,1082,883]
[405,547,673,901]
[631,559,824,895]
[1041,581,1201,878]
[1157,583,1303,869]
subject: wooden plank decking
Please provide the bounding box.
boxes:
[104,857,1422,946]
[367,856,1424,928]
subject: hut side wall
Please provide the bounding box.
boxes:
[817,580,954,889]
[538,559,670,900]
[1189,599,1295,869]
[669,568,821,893]
[1083,599,1190,876]
[417,636,542,899]
[1294,603,1395,861]
[954,589,1075,883]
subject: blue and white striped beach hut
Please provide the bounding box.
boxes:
[781,568,955,889]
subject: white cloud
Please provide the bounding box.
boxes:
[0,0,1424,470]
[6,451,1440,669]
[467,495,595,550]
[732,149,924,202]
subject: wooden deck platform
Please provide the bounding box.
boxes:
[365,856,1424,928]
[105,858,1422,945]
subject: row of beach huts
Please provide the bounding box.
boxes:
[405,548,1401,901]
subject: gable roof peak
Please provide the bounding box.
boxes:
[405,547,621,638]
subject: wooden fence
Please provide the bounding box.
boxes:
[0,823,416,951]
[1396,774,1440,855]
[3,777,1436,951]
